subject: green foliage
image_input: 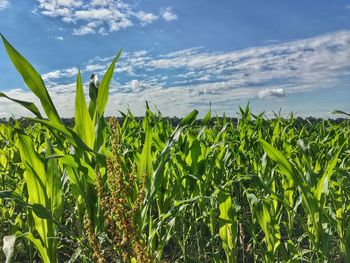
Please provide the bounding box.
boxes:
[0,35,349,263]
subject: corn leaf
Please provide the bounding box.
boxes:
[45,141,63,221]
[201,109,211,126]
[259,139,294,182]
[139,112,153,179]
[17,232,50,263]
[1,34,61,124]
[96,50,122,117]
[180,110,199,125]
[74,70,95,148]
[0,92,42,118]
[332,110,350,117]
[27,118,94,153]
[16,133,48,245]
[315,147,341,201]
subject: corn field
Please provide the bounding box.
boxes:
[0,34,349,262]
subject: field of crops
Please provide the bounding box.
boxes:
[1,35,350,262]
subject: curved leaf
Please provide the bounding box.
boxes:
[17,232,50,263]
[332,110,350,117]
[1,34,61,123]
[180,110,199,125]
[74,70,94,148]
[27,118,94,153]
[139,113,153,179]
[259,139,294,182]
[0,92,42,118]
[96,49,122,117]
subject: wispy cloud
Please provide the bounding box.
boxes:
[161,7,178,22]
[2,30,350,118]
[55,36,64,41]
[258,88,286,98]
[0,0,9,10]
[42,67,78,81]
[35,0,177,35]
[134,11,158,25]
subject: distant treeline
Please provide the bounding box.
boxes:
[0,116,348,128]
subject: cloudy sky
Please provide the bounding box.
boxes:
[0,0,350,118]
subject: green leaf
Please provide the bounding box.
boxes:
[27,118,94,153]
[74,70,95,148]
[139,112,153,179]
[16,134,46,204]
[201,108,211,126]
[58,154,96,183]
[0,190,27,206]
[180,110,199,125]
[218,191,238,261]
[259,139,294,182]
[315,147,341,201]
[17,232,50,263]
[31,203,52,219]
[16,134,48,244]
[93,112,107,153]
[0,191,51,220]
[96,50,122,117]
[332,110,350,117]
[219,195,233,221]
[1,34,61,123]
[0,92,42,118]
[45,141,63,221]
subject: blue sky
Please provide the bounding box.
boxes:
[0,0,350,118]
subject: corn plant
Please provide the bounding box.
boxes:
[0,33,349,262]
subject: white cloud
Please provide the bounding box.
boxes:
[85,63,106,72]
[129,80,142,91]
[258,88,286,98]
[2,30,350,118]
[133,50,148,57]
[75,9,113,21]
[56,0,82,8]
[109,18,133,32]
[73,25,96,35]
[134,11,158,25]
[35,0,176,35]
[0,0,9,10]
[91,0,109,6]
[161,7,178,21]
[55,36,64,40]
[42,67,78,81]
[42,70,61,80]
